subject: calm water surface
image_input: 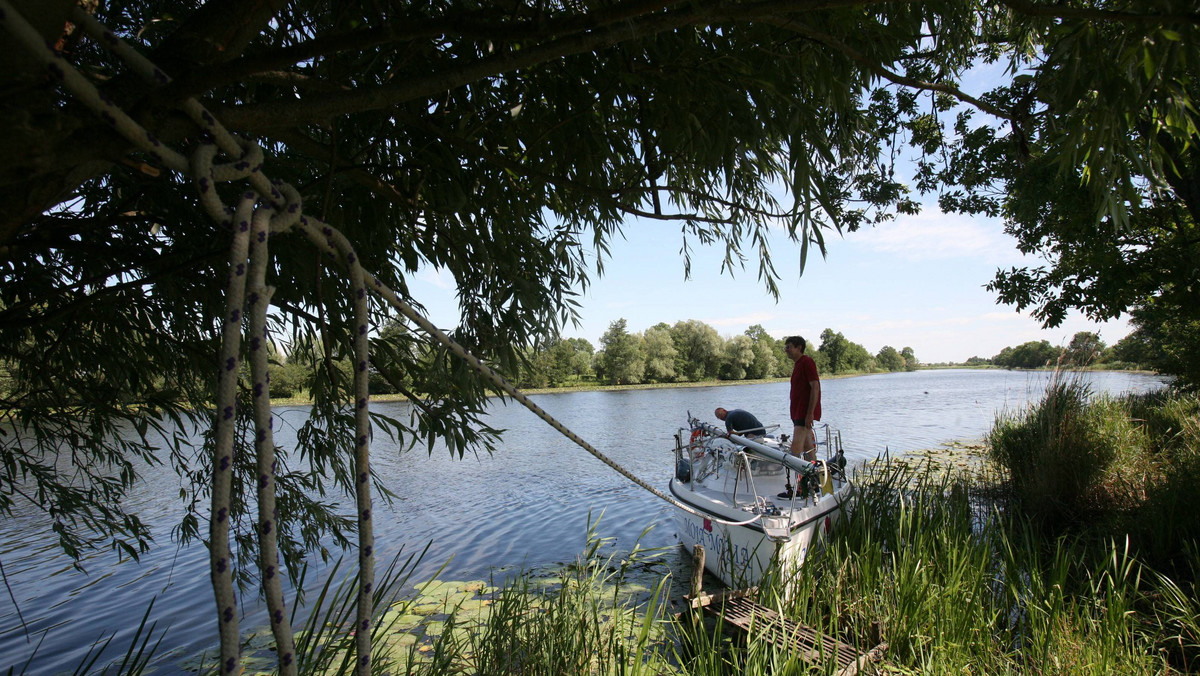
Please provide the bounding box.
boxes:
[0,369,1165,674]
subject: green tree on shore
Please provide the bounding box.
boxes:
[642,324,677,383]
[994,340,1064,370]
[876,346,905,372]
[819,329,849,374]
[597,319,644,385]
[545,338,595,386]
[745,325,781,379]
[671,320,723,383]
[1065,331,1106,367]
[940,11,1200,388]
[720,334,756,381]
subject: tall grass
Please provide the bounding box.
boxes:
[987,378,1136,525]
[751,459,1197,674]
[987,380,1200,568]
[1122,391,1200,575]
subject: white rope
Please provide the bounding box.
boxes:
[210,191,254,676]
[246,203,297,676]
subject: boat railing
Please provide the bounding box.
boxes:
[729,451,790,512]
[691,420,817,476]
[726,423,780,437]
[678,417,847,486]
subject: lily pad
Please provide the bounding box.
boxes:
[423,620,447,637]
[385,631,420,648]
[451,597,491,614]
[415,579,457,596]
[379,610,424,631]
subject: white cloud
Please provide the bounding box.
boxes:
[858,210,1014,263]
[415,266,455,290]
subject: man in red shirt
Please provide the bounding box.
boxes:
[784,335,821,462]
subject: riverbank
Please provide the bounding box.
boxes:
[272,365,1159,407]
[269,368,915,406]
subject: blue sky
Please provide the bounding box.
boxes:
[407,62,1131,365]
[408,208,1129,365]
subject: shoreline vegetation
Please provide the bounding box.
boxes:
[270,364,1159,407]
[111,373,1194,675]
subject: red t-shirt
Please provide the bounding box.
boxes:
[789,354,821,423]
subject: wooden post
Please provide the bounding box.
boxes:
[688,544,707,631]
[869,620,883,647]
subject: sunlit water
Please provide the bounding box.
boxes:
[0,369,1165,674]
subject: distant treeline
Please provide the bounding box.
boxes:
[963,331,1155,371]
[257,327,1158,400]
[262,320,918,397]
[484,320,916,389]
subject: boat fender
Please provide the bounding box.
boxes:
[675,459,692,483]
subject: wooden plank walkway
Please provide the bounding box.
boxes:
[690,589,885,676]
[684,544,886,675]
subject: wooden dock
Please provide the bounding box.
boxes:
[685,546,886,675]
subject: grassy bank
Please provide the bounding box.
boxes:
[269,369,903,407]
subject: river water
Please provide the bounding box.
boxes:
[0,369,1165,674]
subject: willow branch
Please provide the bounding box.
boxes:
[764,17,1017,124]
[215,0,895,130]
[998,0,1200,26]
[158,0,680,100]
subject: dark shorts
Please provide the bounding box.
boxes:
[792,419,810,427]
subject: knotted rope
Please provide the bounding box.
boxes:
[0,2,772,674]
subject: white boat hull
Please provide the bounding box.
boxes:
[668,421,854,588]
[670,478,849,587]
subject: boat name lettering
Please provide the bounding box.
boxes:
[684,519,752,566]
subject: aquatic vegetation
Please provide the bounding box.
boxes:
[194,519,682,676]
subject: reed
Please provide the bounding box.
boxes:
[987,378,1127,525]
[4,598,164,676]
[1119,391,1200,573]
[739,460,1193,674]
